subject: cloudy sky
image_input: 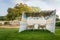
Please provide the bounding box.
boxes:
[0,0,60,18]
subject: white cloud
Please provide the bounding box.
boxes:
[42,0,60,18]
[11,0,54,10]
[10,0,23,4]
[24,0,53,10]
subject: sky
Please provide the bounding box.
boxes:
[0,0,60,18]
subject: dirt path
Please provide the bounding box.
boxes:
[0,25,19,28]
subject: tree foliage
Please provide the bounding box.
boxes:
[0,16,5,21]
[56,15,60,21]
[6,3,33,21]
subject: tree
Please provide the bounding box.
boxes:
[56,15,60,21]
[6,8,19,20]
[32,7,41,12]
[6,3,33,21]
[0,16,5,21]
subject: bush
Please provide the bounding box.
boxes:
[4,22,10,25]
[0,23,2,26]
[56,22,60,26]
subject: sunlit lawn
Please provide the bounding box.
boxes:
[0,28,60,40]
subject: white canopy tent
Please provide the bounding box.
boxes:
[19,10,56,33]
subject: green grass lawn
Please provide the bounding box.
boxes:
[0,28,60,40]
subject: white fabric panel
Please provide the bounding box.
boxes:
[38,18,46,25]
[19,21,27,32]
[34,24,38,29]
[19,10,56,33]
[46,10,56,33]
[46,23,55,33]
[27,17,34,25]
[27,17,46,25]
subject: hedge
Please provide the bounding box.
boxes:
[56,22,60,26]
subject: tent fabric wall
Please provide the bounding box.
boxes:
[19,21,27,32]
[46,10,56,33]
[19,10,56,33]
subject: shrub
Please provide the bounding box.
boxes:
[56,22,60,26]
[4,22,10,25]
[0,23,2,26]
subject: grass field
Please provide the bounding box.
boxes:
[0,28,60,40]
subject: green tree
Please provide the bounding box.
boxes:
[0,16,5,21]
[32,7,41,12]
[6,3,33,21]
[56,15,60,21]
